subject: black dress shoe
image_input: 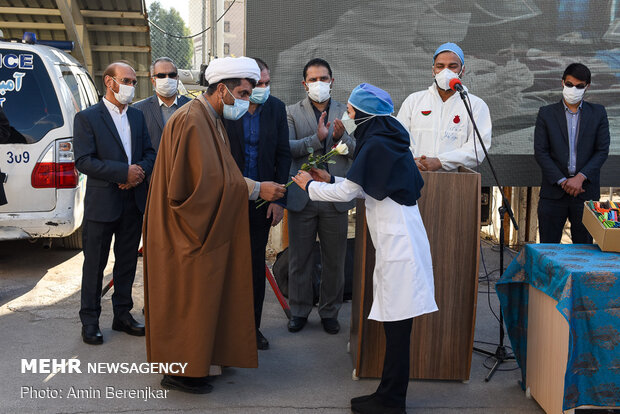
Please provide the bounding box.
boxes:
[287,316,307,332]
[112,315,145,336]
[82,325,103,345]
[321,318,340,334]
[351,393,376,406]
[257,329,269,350]
[160,375,213,394]
[352,396,406,414]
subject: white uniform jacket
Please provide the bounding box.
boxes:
[396,84,492,171]
[308,177,438,322]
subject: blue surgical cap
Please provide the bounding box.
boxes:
[433,42,464,66]
[348,83,394,116]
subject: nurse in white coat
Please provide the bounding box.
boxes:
[292,83,438,414]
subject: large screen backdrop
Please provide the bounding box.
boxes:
[247,0,619,187]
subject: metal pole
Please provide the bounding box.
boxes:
[210,0,217,59]
[201,0,207,64]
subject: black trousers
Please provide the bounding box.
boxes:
[248,201,273,329]
[79,192,142,326]
[538,195,593,244]
[376,318,413,408]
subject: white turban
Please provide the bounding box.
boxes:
[204,56,261,85]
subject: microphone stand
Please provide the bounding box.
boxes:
[455,86,517,382]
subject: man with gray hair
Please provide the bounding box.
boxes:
[133,57,191,152]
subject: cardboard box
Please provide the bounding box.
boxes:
[582,202,620,253]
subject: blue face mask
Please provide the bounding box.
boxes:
[222,86,250,120]
[250,85,270,104]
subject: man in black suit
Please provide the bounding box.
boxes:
[534,63,610,243]
[133,57,191,152]
[74,62,156,345]
[223,58,291,350]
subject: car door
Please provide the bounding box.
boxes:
[0,47,65,213]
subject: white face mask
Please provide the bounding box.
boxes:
[306,81,331,103]
[222,86,250,121]
[111,78,135,105]
[154,77,178,98]
[433,68,460,91]
[250,86,270,104]
[562,83,586,105]
[341,111,374,135]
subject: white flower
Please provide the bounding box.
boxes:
[333,142,349,155]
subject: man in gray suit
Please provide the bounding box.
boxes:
[133,57,191,152]
[133,57,191,256]
[286,58,355,334]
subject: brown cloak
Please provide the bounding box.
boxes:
[143,97,257,377]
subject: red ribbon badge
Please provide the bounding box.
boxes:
[421,110,431,116]
[453,115,460,124]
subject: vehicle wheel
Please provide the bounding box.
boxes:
[63,226,83,250]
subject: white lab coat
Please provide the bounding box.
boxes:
[308,177,438,322]
[397,84,492,171]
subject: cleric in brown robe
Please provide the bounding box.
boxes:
[143,57,285,394]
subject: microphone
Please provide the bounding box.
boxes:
[449,78,467,96]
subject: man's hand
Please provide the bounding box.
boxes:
[317,111,331,142]
[119,165,145,189]
[310,167,331,182]
[259,181,286,201]
[418,155,442,172]
[126,164,145,187]
[332,118,345,141]
[561,174,586,197]
[414,157,425,171]
[267,203,284,227]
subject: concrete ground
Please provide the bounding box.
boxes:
[0,238,543,414]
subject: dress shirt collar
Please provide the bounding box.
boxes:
[103,97,128,115]
[562,99,583,114]
[245,103,263,118]
[157,95,178,108]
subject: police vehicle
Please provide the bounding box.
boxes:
[0,33,99,249]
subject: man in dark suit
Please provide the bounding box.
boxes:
[133,57,191,152]
[223,58,291,350]
[74,62,156,345]
[534,63,610,244]
[133,57,191,256]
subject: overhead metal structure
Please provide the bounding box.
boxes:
[0,0,152,99]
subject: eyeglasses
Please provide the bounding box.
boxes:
[564,81,587,89]
[113,77,138,86]
[153,72,178,79]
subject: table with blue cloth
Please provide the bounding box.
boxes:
[496,244,620,411]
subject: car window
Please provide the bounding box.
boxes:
[61,66,87,111]
[0,49,63,144]
[77,71,99,107]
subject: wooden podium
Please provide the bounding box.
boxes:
[350,167,481,380]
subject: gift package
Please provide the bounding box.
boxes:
[582,201,620,252]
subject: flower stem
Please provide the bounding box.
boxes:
[255,150,338,209]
